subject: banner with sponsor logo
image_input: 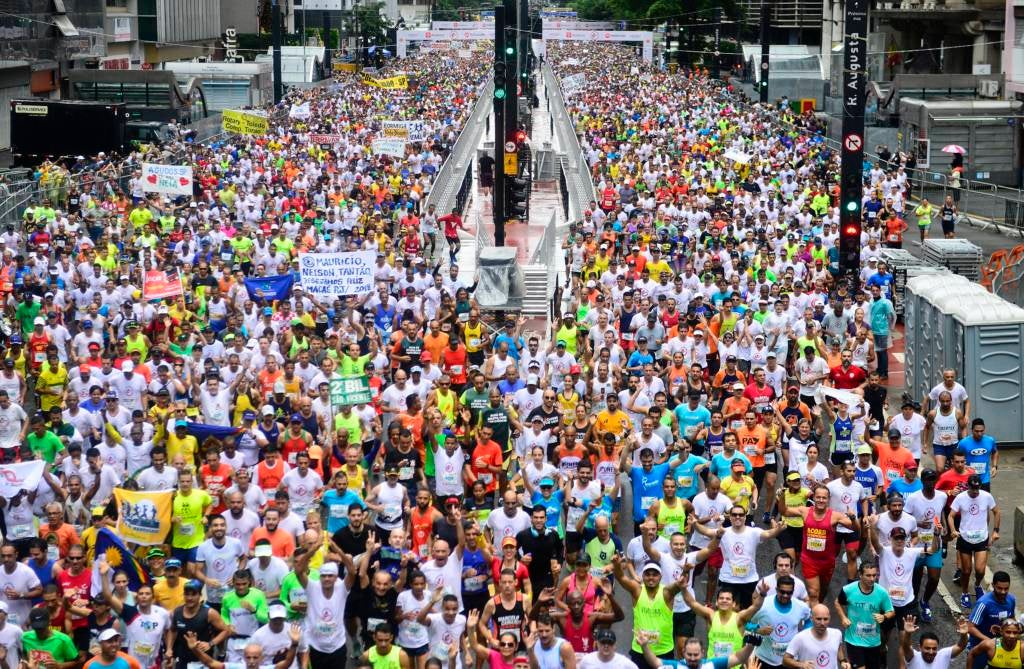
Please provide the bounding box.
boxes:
[0,460,44,502]
[299,251,377,297]
[143,269,183,300]
[309,133,343,144]
[362,74,409,89]
[372,138,407,158]
[382,119,426,142]
[114,488,173,546]
[141,163,193,196]
[222,109,270,135]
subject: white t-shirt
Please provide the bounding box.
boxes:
[396,589,432,649]
[578,653,639,669]
[247,556,290,596]
[305,579,351,652]
[426,612,468,669]
[757,573,809,601]
[785,628,843,667]
[905,490,948,546]
[720,527,761,584]
[907,646,955,669]
[826,478,864,534]
[485,510,531,550]
[195,537,246,603]
[879,545,924,606]
[421,555,464,612]
[951,490,997,544]
[0,403,27,448]
[890,412,928,459]
[0,563,41,626]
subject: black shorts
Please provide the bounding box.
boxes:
[405,644,430,657]
[846,643,883,669]
[883,601,918,637]
[831,450,855,466]
[673,610,696,638]
[468,350,485,367]
[941,220,955,235]
[779,525,804,550]
[957,537,990,553]
[565,531,583,555]
[752,465,767,490]
[73,627,91,652]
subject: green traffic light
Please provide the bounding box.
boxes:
[845,201,857,212]
[505,47,514,55]
[495,88,506,99]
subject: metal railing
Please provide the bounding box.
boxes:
[423,79,493,216]
[542,63,597,223]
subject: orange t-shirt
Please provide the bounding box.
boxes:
[872,442,917,487]
[38,523,81,559]
[470,439,503,493]
[249,526,296,558]
[85,652,141,669]
[735,425,768,468]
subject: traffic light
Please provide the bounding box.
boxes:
[507,176,529,218]
[505,28,515,57]
[839,214,862,276]
[494,62,507,100]
[515,129,527,144]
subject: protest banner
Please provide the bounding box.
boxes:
[561,73,587,94]
[143,269,183,300]
[299,251,376,297]
[381,121,409,141]
[372,138,407,158]
[222,109,269,135]
[114,488,173,546]
[362,74,409,89]
[289,101,311,119]
[0,461,44,515]
[309,134,343,144]
[141,163,193,196]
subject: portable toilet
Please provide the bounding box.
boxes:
[904,275,972,401]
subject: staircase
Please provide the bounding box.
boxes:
[521,265,551,315]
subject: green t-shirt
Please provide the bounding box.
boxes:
[15,300,41,335]
[220,588,270,633]
[21,629,80,664]
[27,430,64,464]
[280,570,319,621]
[230,236,255,261]
[339,355,370,377]
[171,488,212,549]
[459,388,490,417]
[839,582,893,647]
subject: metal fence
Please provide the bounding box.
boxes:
[542,63,597,223]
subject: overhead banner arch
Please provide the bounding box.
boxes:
[396,29,492,57]
[540,30,653,62]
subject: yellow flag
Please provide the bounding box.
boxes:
[114,488,173,546]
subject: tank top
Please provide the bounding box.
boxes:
[375,483,405,530]
[567,573,598,611]
[941,205,956,223]
[125,334,148,360]
[656,498,688,540]
[464,322,484,353]
[410,507,434,559]
[801,509,837,563]
[832,415,854,455]
[256,458,286,496]
[436,390,455,424]
[368,645,402,669]
[989,640,1024,669]
[562,612,595,654]
[632,586,673,656]
[258,422,280,450]
[534,638,566,669]
[619,308,637,344]
[705,428,725,459]
[931,408,959,447]
[717,313,739,336]
[708,610,744,663]
[173,604,212,663]
[491,594,526,643]
[374,304,396,333]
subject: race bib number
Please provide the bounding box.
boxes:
[677,476,693,488]
[744,445,758,457]
[641,496,657,511]
[179,522,195,536]
[330,505,348,518]
[9,523,33,539]
[806,536,826,552]
[963,529,986,544]
[889,587,907,602]
[713,642,734,657]
[731,563,749,578]
[972,461,988,475]
[399,465,414,480]
[856,622,877,638]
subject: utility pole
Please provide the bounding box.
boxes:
[713,7,722,78]
[493,3,507,246]
[324,10,332,72]
[838,0,869,284]
[502,0,518,148]
[272,0,283,102]
[759,0,770,103]
[518,0,529,94]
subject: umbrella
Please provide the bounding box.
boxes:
[941,144,967,154]
[724,149,751,164]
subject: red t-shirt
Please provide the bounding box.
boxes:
[936,467,976,508]
[829,364,867,390]
[56,567,92,629]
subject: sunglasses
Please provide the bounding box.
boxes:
[499,642,517,649]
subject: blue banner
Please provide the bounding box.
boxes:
[244,274,294,302]
[186,421,243,443]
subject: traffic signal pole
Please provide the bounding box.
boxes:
[493,4,507,246]
[503,0,518,148]
[759,1,770,103]
[838,0,868,284]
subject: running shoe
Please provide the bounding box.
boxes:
[761,511,771,527]
[920,601,933,623]
[976,585,985,601]
[961,593,971,609]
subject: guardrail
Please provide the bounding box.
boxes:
[542,63,597,223]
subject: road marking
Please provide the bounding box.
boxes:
[892,352,905,363]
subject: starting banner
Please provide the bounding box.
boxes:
[299,251,377,297]
[222,109,270,135]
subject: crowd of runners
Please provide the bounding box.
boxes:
[0,33,1010,669]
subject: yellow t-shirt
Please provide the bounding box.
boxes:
[720,475,757,512]
[167,432,199,466]
[153,577,185,611]
[36,363,68,411]
[172,488,212,549]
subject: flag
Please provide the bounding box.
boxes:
[114,488,173,546]
[243,274,295,302]
[0,460,45,499]
[92,528,150,594]
[186,421,243,443]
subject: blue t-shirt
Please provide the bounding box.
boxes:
[492,334,524,360]
[710,452,753,481]
[530,490,565,533]
[887,478,923,497]
[631,462,671,522]
[672,454,709,499]
[969,592,1017,649]
[674,404,712,445]
[320,489,364,534]
[958,434,998,483]
[627,350,654,375]
[837,582,893,647]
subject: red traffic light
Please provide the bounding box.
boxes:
[515,130,527,144]
[843,224,859,236]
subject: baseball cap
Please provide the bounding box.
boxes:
[183,579,203,592]
[502,536,517,548]
[595,629,616,644]
[254,543,273,558]
[122,361,134,372]
[889,527,908,540]
[0,601,7,614]
[98,629,121,642]
[82,319,93,328]
[28,608,49,629]
[539,477,555,487]
[642,562,662,574]
[261,405,275,416]
[921,468,938,482]
[527,374,539,385]
[732,382,745,390]
[731,457,746,469]
[174,419,187,428]
[106,390,119,399]
[888,427,902,439]
[242,410,257,421]
[856,445,873,456]
[273,381,286,394]
[165,558,182,569]
[290,413,303,423]
[968,474,982,487]
[146,548,166,559]
[32,317,44,326]
[268,604,287,619]
[786,471,802,482]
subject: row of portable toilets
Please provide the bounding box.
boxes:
[904,273,1024,445]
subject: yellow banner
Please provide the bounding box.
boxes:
[114,488,173,546]
[222,109,270,135]
[333,62,360,73]
[362,74,408,90]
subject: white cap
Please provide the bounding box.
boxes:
[98,629,121,642]
[268,604,287,618]
[273,381,286,393]
[732,382,745,390]
[122,361,134,372]
[527,374,539,385]
[33,317,44,325]
[319,562,339,576]
[254,543,273,558]
[261,405,274,416]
